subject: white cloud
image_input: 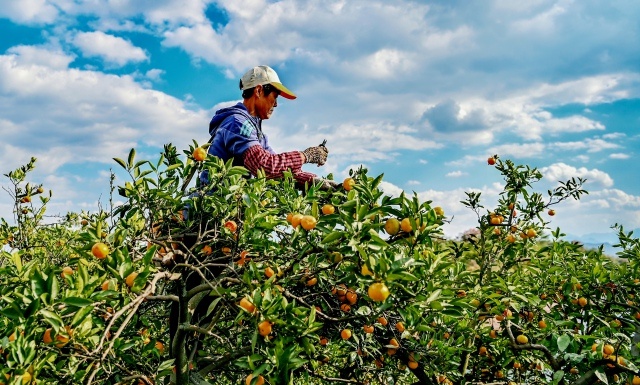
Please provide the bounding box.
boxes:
[407,180,421,185]
[541,162,614,187]
[6,45,75,69]
[609,153,630,159]
[0,0,59,23]
[73,31,148,66]
[446,171,467,178]
[549,138,620,153]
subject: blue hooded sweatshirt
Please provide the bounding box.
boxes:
[199,102,275,185]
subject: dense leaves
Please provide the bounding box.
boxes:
[0,147,639,385]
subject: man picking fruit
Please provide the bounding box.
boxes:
[200,65,338,190]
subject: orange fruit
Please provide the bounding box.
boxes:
[507,234,516,243]
[340,329,352,340]
[340,303,351,312]
[603,344,615,355]
[538,320,547,329]
[408,360,419,369]
[400,218,413,233]
[245,374,264,385]
[125,272,138,288]
[290,214,304,229]
[343,177,355,191]
[377,316,388,326]
[632,375,640,385]
[265,267,275,278]
[258,320,272,336]
[489,330,497,338]
[434,206,444,216]
[548,209,556,216]
[202,245,213,255]
[319,337,328,346]
[224,220,238,233]
[368,282,390,302]
[513,362,521,369]
[193,147,207,162]
[516,335,529,344]
[306,277,318,286]
[43,328,53,344]
[61,266,74,278]
[526,228,537,238]
[487,157,496,165]
[363,325,374,334]
[101,280,110,291]
[389,338,400,348]
[346,291,358,305]
[321,204,335,215]
[479,346,487,356]
[55,327,72,348]
[300,215,317,230]
[239,297,256,314]
[91,242,109,259]
[578,297,588,307]
[395,322,405,333]
[384,218,400,235]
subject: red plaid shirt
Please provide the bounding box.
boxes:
[242,145,316,183]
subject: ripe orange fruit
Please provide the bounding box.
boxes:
[343,177,355,191]
[603,344,615,355]
[526,228,537,238]
[389,338,400,348]
[245,374,264,385]
[377,316,388,326]
[489,330,497,338]
[91,242,109,259]
[43,328,53,344]
[395,322,405,333]
[300,215,317,230]
[408,360,419,369]
[400,218,413,233]
[101,280,111,291]
[125,272,138,288]
[516,334,529,344]
[290,214,304,229]
[265,267,275,278]
[340,329,352,340]
[306,277,318,286]
[479,346,487,355]
[578,297,588,307]
[538,320,547,329]
[368,282,390,302]
[489,215,502,225]
[224,220,238,233]
[55,327,71,348]
[548,209,556,216]
[239,297,256,314]
[346,291,358,305]
[434,206,444,216]
[363,325,374,334]
[61,266,74,278]
[193,147,207,162]
[202,245,213,255]
[569,367,578,374]
[321,204,335,215]
[258,320,272,336]
[340,303,351,312]
[506,234,516,243]
[384,218,400,235]
[513,362,521,369]
[632,375,640,385]
[487,157,496,165]
[319,337,328,346]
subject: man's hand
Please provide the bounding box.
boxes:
[313,177,340,191]
[302,145,328,166]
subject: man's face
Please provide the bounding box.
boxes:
[255,84,279,119]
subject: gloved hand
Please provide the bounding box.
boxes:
[313,177,340,191]
[302,145,328,166]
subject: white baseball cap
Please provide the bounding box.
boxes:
[240,65,297,100]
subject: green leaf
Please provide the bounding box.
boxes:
[71,305,94,327]
[557,334,571,352]
[127,148,136,168]
[113,157,127,169]
[63,297,94,308]
[594,369,608,384]
[321,231,344,244]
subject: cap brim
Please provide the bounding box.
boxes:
[271,82,296,100]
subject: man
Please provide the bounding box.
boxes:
[200,65,337,189]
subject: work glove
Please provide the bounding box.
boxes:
[302,145,328,166]
[313,177,340,191]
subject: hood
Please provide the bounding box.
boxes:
[209,102,253,135]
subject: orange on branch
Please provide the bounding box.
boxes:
[193,147,207,162]
[368,282,390,302]
[91,242,109,259]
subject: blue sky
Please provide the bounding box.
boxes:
[0,0,639,244]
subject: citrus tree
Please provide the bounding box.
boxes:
[0,146,639,385]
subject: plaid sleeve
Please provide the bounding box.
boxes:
[242,145,316,182]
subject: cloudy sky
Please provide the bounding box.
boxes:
[1,0,639,244]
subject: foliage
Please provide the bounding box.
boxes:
[1,148,639,385]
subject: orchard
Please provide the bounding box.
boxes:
[1,145,639,385]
